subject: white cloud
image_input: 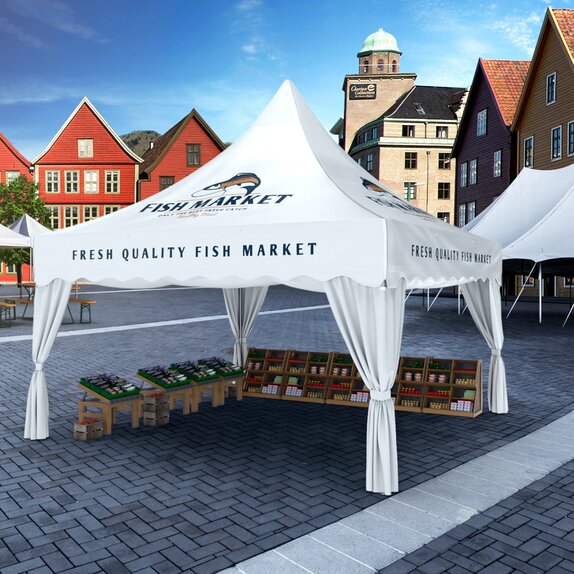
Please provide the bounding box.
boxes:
[236,0,263,11]
[242,44,258,54]
[5,0,107,43]
[0,16,45,48]
[486,11,541,55]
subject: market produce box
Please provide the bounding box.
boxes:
[74,418,104,441]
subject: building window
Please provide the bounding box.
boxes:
[65,171,79,193]
[458,203,466,227]
[569,121,574,156]
[84,170,99,194]
[551,126,562,160]
[493,150,502,177]
[78,138,94,158]
[46,171,60,193]
[6,171,20,184]
[5,263,16,274]
[437,182,450,199]
[159,176,175,191]
[83,206,99,222]
[356,157,362,167]
[477,109,487,136]
[460,162,468,187]
[64,206,79,227]
[392,60,398,72]
[436,126,448,138]
[437,212,450,223]
[524,136,534,168]
[405,152,417,169]
[105,170,120,193]
[404,182,417,200]
[402,125,415,138]
[467,201,476,222]
[370,126,378,140]
[546,72,556,104]
[104,205,120,215]
[469,159,477,185]
[377,59,383,72]
[186,144,201,166]
[48,206,59,229]
[362,58,368,73]
[438,153,450,169]
[366,154,373,172]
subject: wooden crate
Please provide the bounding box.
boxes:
[74,418,104,441]
[143,411,170,427]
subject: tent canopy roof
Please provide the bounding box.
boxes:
[0,223,31,248]
[33,80,501,291]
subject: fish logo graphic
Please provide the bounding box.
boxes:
[191,173,261,198]
[361,179,387,194]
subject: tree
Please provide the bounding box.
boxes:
[0,175,51,283]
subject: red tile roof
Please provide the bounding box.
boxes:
[552,9,574,62]
[481,59,530,126]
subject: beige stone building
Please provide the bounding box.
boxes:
[334,28,467,223]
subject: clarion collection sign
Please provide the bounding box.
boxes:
[349,83,377,100]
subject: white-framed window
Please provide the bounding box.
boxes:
[6,171,20,184]
[104,205,120,215]
[48,205,59,229]
[436,126,448,138]
[83,205,99,222]
[546,72,556,104]
[78,138,94,158]
[437,212,450,223]
[65,170,79,193]
[551,126,562,161]
[46,170,60,193]
[186,144,201,166]
[477,109,487,136]
[63,205,79,227]
[524,136,534,168]
[458,203,466,227]
[370,126,378,140]
[469,159,477,185]
[493,150,502,177]
[366,154,373,172]
[159,176,175,191]
[84,170,99,194]
[404,182,417,200]
[105,170,120,194]
[568,121,574,156]
[460,162,468,187]
[467,201,476,222]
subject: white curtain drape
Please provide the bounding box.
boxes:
[223,286,268,366]
[462,279,508,413]
[25,279,72,439]
[325,277,406,495]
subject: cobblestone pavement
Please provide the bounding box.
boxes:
[0,285,573,573]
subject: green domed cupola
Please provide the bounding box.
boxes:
[357,28,402,75]
[358,28,400,56]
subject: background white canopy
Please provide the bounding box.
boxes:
[28,81,507,494]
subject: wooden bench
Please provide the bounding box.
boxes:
[0,302,16,325]
[2,297,33,319]
[68,298,96,323]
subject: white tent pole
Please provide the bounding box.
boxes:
[426,289,430,310]
[427,287,443,311]
[562,302,574,327]
[404,289,414,302]
[538,263,543,324]
[506,262,537,319]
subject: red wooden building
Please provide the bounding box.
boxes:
[0,132,33,281]
[33,97,142,230]
[138,109,225,201]
[0,131,32,185]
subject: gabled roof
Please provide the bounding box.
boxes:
[33,97,143,164]
[481,59,530,126]
[452,58,529,157]
[0,131,31,167]
[385,85,466,121]
[140,109,226,175]
[511,8,574,131]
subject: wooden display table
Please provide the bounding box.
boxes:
[77,384,142,435]
[136,373,242,413]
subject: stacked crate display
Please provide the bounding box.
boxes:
[243,348,286,397]
[73,418,104,441]
[142,390,170,426]
[393,356,426,411]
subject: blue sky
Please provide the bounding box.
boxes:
[0,0,569,160]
